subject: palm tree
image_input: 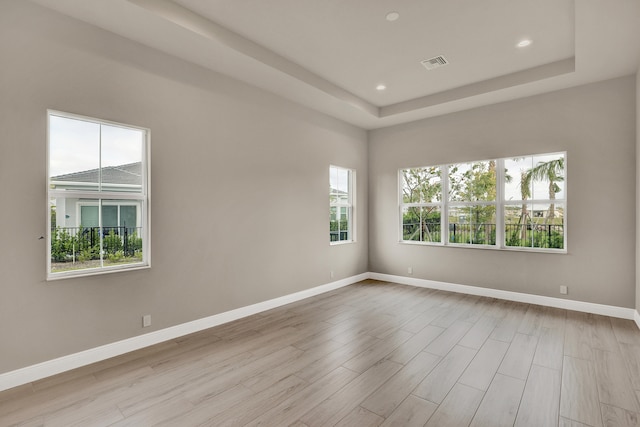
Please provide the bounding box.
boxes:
[524,157,564,220]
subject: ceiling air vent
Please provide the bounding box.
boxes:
[421,55,448,71]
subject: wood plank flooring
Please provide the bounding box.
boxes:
[2,279,640,426]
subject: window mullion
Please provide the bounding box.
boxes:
[442,165,449,245]
[496,158,504,248]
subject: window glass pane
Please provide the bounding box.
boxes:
[51,198,145,273]
[401,167,441,203]
[531,203,564,249]
[101,124,144,193]
[530,154,565,200]
[49,115,100,191]
[402,206,441,242]
[329,206,350,242]
[449,206,471,243]
[449,160,496,202]
[329,206,339,242]
[329,166,338,203]
[449,205,496,245]
[505,154,565,202]
[505,203,564,249]
[51,198,101,273]
[504,204,532,247]
[339,208,350,241]
[504,157,533,202]
[469,205,496,245]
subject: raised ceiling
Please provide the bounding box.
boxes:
[30,0,640,129]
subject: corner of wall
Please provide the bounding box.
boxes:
[636,68,640,314]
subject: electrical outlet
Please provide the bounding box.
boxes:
[559,285,568,295]
[408,267,413,275]
[142,314,151,328]
[330,270,334,279]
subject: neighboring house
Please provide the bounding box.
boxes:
[50,162,142,232]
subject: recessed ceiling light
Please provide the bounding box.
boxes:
[517,39,532,48]
[376,84,387,91]
[386,12,400,22]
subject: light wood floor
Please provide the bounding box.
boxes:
[2,280,640,426]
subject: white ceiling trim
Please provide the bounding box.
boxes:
[381,57,575,117]
[128,0,581,123]
[128,0,380,118]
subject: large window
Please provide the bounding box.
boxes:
[47,111,150,278]
[330,165,354,244]
[400,152,565,252]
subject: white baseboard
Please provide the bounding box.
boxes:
[1,271,636,393]
[0,273,368,393]
[369,272,636,320]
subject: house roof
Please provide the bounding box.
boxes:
[51,162,142,186]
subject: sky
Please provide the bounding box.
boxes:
[49,114,144,177]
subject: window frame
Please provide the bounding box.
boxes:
[399,152,566,253]
[46,110,151,280]
[329,165,356,245]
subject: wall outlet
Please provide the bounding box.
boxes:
[559,285,568,295]
[142,314,151,328]
[408,267,413,275]
[330,270,334,279]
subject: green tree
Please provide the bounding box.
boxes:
[401,167,441,241]
[514,169,533,243]
[449,161,496,223]
[448,161,497,244]
[523,157,564,220]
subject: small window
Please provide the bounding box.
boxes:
[329,165,355,244]
[47,111,150,279]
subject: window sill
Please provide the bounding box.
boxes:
[398,240,566,254]
[330,240,355,246]
[47,263,150,281]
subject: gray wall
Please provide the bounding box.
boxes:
[0,1,368,374]
[637,68,640,312]
[369,76,636,308]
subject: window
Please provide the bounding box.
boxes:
[329,165,354,243]
[448,160,497,245]
[47,111,150,278]
[400,166,442,243]
[399,152,565,252]
[504,154,565,250]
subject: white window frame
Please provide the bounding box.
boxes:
[330,165,355,245]
[47,110,151,280]
[399,152,566,253]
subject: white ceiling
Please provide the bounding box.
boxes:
[30,0,640,129]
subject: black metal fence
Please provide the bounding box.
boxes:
[402,222,564,248]
[50,226,142,262]
[505,223,564,249]
[449,223,496,245]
